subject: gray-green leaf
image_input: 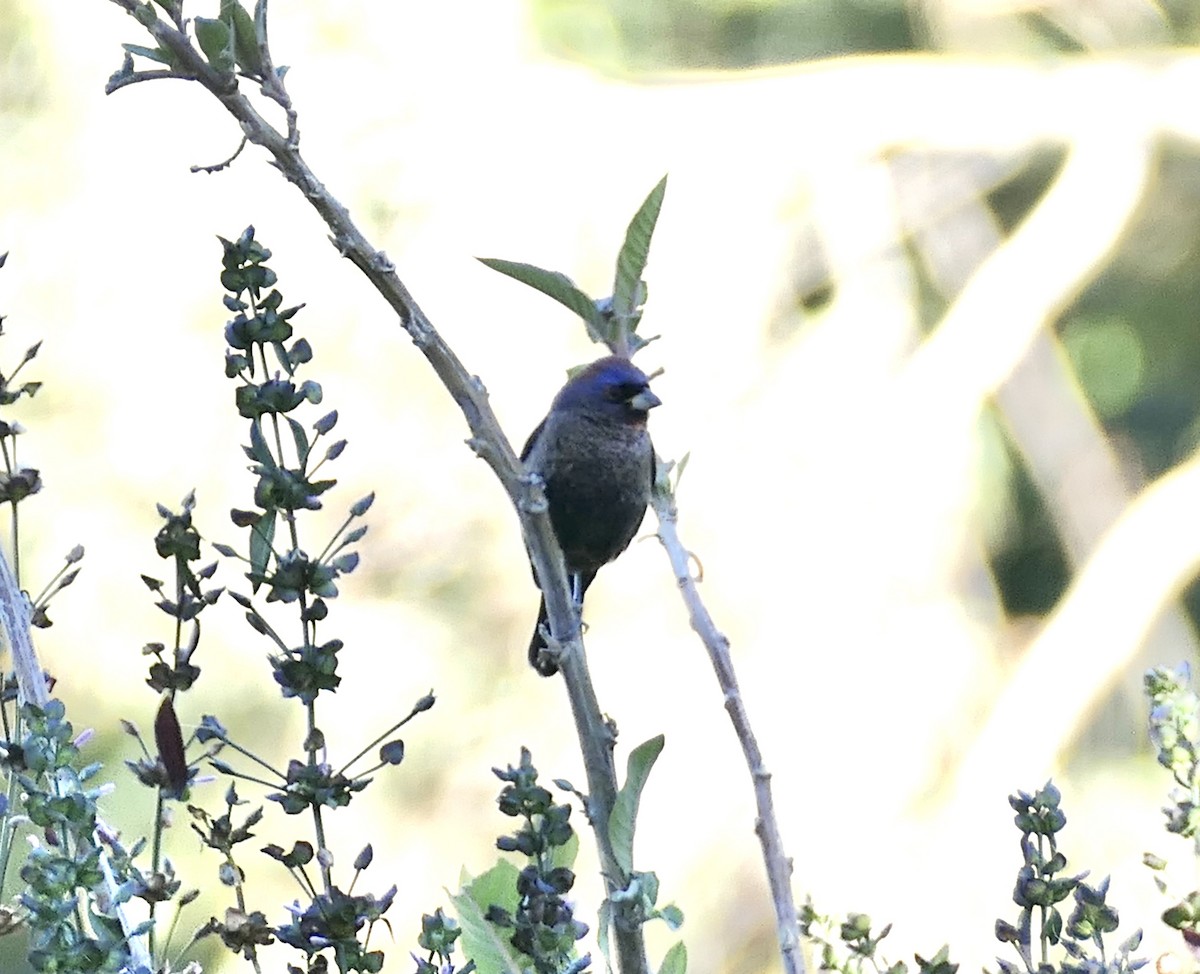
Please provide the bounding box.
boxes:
[478,257,605,342]
[450,862,524,974]
[194,17,235,73]
[657,903,684,930]
[658,941,688,974]
[249,509,276,587]
[221,0,263,76]
[286,416,309,467]
[608,733,665,875]
[121,43,174,66]
[612,175,668,326]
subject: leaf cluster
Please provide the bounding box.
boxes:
[1146,664,1200,842]
[1143,663,1200,945]
[10,702,150,974]
[0,323,42,507]
[482,747,590,973]
[804,783,1146,974]
[994,783,1142,974]
[99,228,434,974]
[411,908,475,974]
[117,0,285,91]
[801,901,955,974]
[479,176,667,359]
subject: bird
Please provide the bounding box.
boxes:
[520,355,661,676]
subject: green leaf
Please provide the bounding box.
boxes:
[254,0,269,48]
[249,510,276,587]
[299,379,323,404]
[597,900,613,972]
[450,862,523,974]
[313,410,338,435]
[121,43,173,66]
[658,941,687,974]
[459,860,519,918]
[1041,906,1062,944]
[609,733,665,875]
[286,417,309,467]
[247,417,272,465]
[612,175,668,327]
[477,258,605,342]
[221,0,263,76]
[194,17,235,73]
[549,830,579,873]
[673,451,691,488]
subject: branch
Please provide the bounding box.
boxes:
[888,138,1179,801]
[899,128,1153,412]
[0,547,46,709]
[104,3,647,969]
[650,469,802,974]
[893,149,1200,736]
[949,450,1200,807]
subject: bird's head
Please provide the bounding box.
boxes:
[552,356,661,424]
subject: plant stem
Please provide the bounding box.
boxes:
[149,787,165,959]
[308,700,333,892]
[0,707,23,894]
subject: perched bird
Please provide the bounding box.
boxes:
[521,355,661,676]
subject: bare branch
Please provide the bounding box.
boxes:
[651,468,802,974]
[191,135,249,174]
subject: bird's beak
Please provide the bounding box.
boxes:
[628,388,662,412]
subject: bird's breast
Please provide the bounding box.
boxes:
[534,417,654,573]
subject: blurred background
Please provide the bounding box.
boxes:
[3,0,1200,972]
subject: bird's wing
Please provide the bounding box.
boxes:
[520,417,546,463]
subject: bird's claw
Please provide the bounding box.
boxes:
[535,622,566,675]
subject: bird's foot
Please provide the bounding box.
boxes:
[532,615,586,676]
[533,623,565,676]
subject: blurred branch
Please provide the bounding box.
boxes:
[950,450,1200,804]
[992,330,1200,665]
[732,55,1200,152]
[104,2,648,970]
[651,471,802,974]
[894,149,1199,767]
[899,129,1153,412]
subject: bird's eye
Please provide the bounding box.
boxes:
[608,381,645,402]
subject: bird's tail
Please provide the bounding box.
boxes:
[527,571,596,677]
[528,596,557,676]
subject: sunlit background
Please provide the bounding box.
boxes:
[3,1,1200,972]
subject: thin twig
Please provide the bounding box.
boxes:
[651,472,803,974]
[103,3,648,970]
[190,135,249,174]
